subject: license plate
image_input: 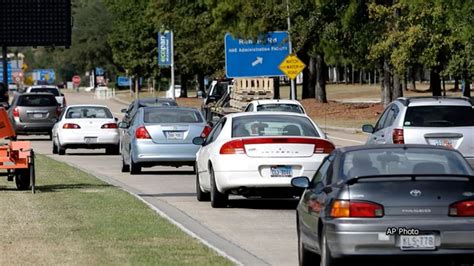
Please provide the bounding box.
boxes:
[400,235,435,250]
[270,166,293,177]
[432,139,453,148]
[84,137,98,144]
[33,113,43,118]
[167,132,184,140]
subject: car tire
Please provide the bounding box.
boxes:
[321,227,338,266]
[196,163,210,202]
[58,145,66,155]
[297,221,321,266]
[52,140,58,154]
[130,160,141,175]
[121,155,130,172]
[106,145,120,155]
[210,166,228,208]
[15,169,30,190]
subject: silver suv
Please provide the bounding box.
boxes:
[362,97,474,167]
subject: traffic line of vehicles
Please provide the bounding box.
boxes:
[7,81,474,265]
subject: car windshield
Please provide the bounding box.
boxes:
[256,104,304,113]
[144,108,203,123]
[139,100,177,107]
[404,106,474,127]
[18,95,57,106]
[342,148,473,179]
[29,87,60,96]
[66,107,113,119]
[232,115,319,138]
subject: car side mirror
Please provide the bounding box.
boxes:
[61,93,65,96]
[118,122,129,129]
[121,108,127,113]
[362,124,374,133]
[291,176,310,189]
[193,137,205,146]
[114,117,119,122]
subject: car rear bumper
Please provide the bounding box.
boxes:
[59,130,119,146]
[132,141,199,163]
[325,218,474,257]
[14,122,55,134]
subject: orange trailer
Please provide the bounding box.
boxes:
[0,108,35,193]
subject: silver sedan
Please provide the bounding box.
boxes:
[119,106,209,175]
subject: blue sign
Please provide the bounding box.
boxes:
[158,31,172,66]
[95,67,105,76]
[117,76,131,87]
[0,63,12,84]
[33,69,56,84]
[225,32,290,78]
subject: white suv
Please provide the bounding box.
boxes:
[362,97,474,168]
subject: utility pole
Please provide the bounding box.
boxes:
[286,0,296,100]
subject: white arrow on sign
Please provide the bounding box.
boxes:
[251,57,263,67]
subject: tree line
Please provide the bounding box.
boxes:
[23,0,473,104]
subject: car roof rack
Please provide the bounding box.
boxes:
[395,96,472,106]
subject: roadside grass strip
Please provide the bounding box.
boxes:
[0,155,232,265]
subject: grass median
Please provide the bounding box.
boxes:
[0,154,232,265]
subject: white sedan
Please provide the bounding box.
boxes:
[52,105,120,155]
[193,112,335,208]
[244,99,306,114]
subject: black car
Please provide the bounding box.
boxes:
[120,97,177,125]
[292,145,474,266]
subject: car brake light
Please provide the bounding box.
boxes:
[101,123,118,129]
[392,128,404,144]
[220,139,245,154]
[135,126,151,139]
[330,200,384,218]
[13,107,19,118]
[63,123,81,129]
[449,200,474,217]
[201,125,212,138]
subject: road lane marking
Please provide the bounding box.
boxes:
[329,136,365,144]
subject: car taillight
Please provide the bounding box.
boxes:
[449,200,474,217]
[13,107,19,118]
[220,139,245,154]
[330,200,384,218]
[201,125,212,138]
[63,123,81,129]
[135,126,151,139]
[392,128,404,144]
[101,123,118,129]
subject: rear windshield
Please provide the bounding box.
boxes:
[257,104,304,114]
[144,108,203,123]
[404,106,474,127]
[66,107,113,119]
[29,88,60,96]
[18,95,57,106]
[342,148,473,179]
[140,101,177,107]
[232,115,319,138]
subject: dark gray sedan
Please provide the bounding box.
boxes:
[292,145,474,266]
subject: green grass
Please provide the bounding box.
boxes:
[0,155,232,265]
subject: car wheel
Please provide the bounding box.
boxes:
[52,140,58,154]
[15,169,30,190]
[130,160,141,175]
[196,163,210,202]
[321,227,337,266]
[297,222,321,266]
[58,144,66,155]
[106,145,120,155]
[121,154,130,172]
[210,166,228,208]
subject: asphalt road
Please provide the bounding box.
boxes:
[27,91,369,266]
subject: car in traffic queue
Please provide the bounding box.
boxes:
[292,145,474,266]
[25,85,67,108]
[244,99,306,114]
[52,105,120,155]
[363,97,474,168]
[8,92,61,140]
[120,97,178,126]
[192,112,335,208]
[119,106,209,175]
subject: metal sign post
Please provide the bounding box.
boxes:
[158,30,175,100]
[170,31,175,100]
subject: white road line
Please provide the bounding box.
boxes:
[329,136,365,144]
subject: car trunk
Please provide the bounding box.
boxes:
[403,127,474,158]
[348,178,474,216]
[145,123,205,144]
[75,119,112,131]
[19,106,57,123]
